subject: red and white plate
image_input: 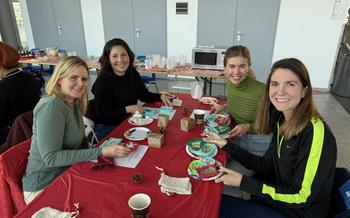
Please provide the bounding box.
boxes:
[188,157,223,181]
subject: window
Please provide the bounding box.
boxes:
[12,0,28,50]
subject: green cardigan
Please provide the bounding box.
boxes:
[23,95,102,191]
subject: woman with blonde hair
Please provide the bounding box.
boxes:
[207,58,337,217]
[22,56,131,204]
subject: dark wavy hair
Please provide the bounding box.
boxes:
[99,38,135,75]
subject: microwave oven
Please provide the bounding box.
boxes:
[192,46,227,70]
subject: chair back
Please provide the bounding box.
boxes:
[84,99,99,147]
[83,116,99,148]
[0,111,33,154]
[329,167,350,217]
[0,139,31,217]
[85,99,96,121]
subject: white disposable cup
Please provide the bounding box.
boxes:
[128,193,151,218]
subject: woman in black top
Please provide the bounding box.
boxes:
[0,42,40,145]
[92,38,172,139]
[206,58,336,218]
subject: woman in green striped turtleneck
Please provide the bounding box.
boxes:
[212,45,271,175]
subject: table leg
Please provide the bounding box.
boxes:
[203,78,207,95]
[200,77,213,96]
[209,78,213,96]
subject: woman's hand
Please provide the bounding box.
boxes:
[160,93,173,106]
[204,131,227,148]
[126,105,144,114]
[214,167,243,187]
[101,144,130,158]
[228,124,249,138]
[210,103,226,114]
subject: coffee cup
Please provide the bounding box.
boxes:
[193,109,205,125]
[128,193,151,218]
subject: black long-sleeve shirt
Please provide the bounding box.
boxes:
[223,118,337,218]
[92,68,161,125]
[0,69,40,129]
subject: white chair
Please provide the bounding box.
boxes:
[171,74,194,93]
[83,116,99,148]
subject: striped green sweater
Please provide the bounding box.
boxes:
[226,77,266,133]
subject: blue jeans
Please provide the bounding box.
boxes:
[227,134,272,176]
[95,124,116,141]
[230,133,272,156]
[219,194,285,218]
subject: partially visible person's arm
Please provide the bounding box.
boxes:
[206,131,275,175]
[241,121,337,209]
[0,93,9,128]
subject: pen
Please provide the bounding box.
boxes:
[129,129,136,134]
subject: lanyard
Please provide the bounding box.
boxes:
[277,122,284,158]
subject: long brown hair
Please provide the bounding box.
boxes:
[255,58,322,139]
[224,45,256,79]
[46,56,89,113]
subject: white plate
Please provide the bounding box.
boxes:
[124,127,152,141]
[185,145,218,159]
[128,116,153,126]
[199,97,219,105]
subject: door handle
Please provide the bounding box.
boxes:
[57,25,62,35]
[236,30,242,42]
[136,28,140,38]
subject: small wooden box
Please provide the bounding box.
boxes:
[148,133,165,148]
[180,117,196,132]
[157,114,169,128]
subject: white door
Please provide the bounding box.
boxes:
[197,0,281,81]
[234,0,281,82]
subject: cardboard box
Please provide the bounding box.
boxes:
[158,114,169,128]
[180,117,196,132]
[148,133,165,148]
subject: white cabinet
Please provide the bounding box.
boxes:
[197,0,281,81]
[101,0,167,57]
[26,0,87,56]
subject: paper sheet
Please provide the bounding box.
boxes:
[144,107,176,120]
[113,145,148,168]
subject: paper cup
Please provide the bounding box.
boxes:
[194,109,205,125]
[128,193,151,218]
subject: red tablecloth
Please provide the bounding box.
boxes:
[15,94,227,218]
